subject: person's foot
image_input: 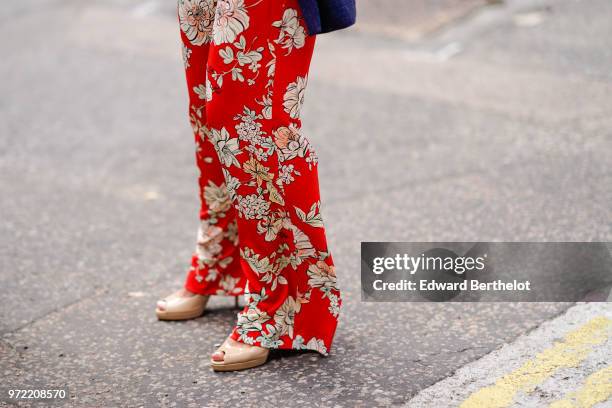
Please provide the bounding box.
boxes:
[156,288,196,311]
[210,337,269,371]
[155,289,210,321]
[211,347,225,362]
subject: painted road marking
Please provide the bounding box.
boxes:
[459,316,612,408]
[549,365,612,408]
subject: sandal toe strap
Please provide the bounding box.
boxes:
[217,341,267,365]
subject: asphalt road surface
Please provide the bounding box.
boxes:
[1,0,611,406]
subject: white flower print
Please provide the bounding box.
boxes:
[188,264,202,282]
[205,75,213,101]
[236,305,271,342]
[246,144,273,162]
[283,75,307,119]
[294,201,324,228]
[240,247,272,275]
[179,0,216,46]
[209,127,242,167]
[182,44,192,69]
[307,260,339,291]
[305,142,319,168]
[305,337,328,355]
[292,335,306,349]
[256,213,283,242]
[272,9,306,54]
[219,274,241,294]
[237,194,270,220]
[287,222,317,264]
[256,324,284,348]
[327,292,340,318]
[274,296,301,338]
[242,157,273,187]
[236,49,263,72]
[212,36,265,89]
[193,84,207,100]
[213,0,250,45]
[258,94,273,120]
[204,180,231,215]
[240,246,289,290]
[193,74,213,101]
[221,168,240,203]
[292,335,328,355]
[278,164,299,185]
[265,40,276,83]
[234,107,265,145]
[225,219,239,245]
[195,221,224,261]
[244,286,268,308]
[205,267,219,282]
[273,124,310,162]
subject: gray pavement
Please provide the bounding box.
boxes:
[408,303,612,407]
[1,0,611,406]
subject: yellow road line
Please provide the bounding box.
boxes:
[549,365,612,408]
[460,316,612,408]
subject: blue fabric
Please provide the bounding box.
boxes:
[298,0,356,35]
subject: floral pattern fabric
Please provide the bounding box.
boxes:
[178,0,340,355]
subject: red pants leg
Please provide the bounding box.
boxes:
[179,0,246,296]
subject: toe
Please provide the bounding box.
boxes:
[211,350,225,362]
[156,300,166,311]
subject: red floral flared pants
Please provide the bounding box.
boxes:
[177,0,341,355]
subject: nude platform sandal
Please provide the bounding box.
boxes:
[210,337,270,372]
[155,291,211,321]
